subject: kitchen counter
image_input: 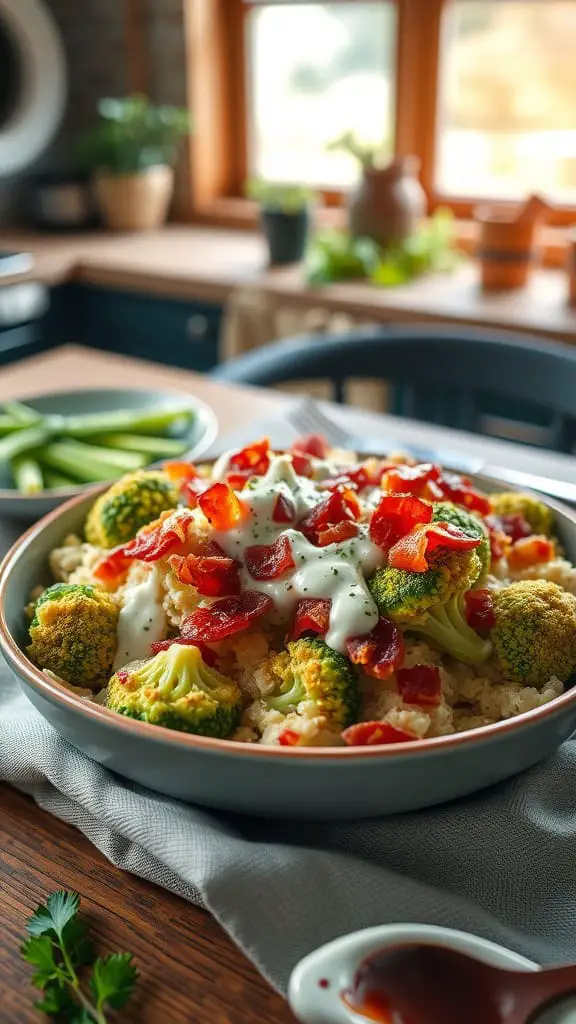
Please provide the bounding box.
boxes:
[1,225,576,343]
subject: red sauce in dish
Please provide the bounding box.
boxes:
[342,944,503,1024]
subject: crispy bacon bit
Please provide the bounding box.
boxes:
[397,665,442,707]
[488,512,532,544]
[94,511,193,579]
[300,490,359,546]
[278,728,302,747]
[319,463,381,493]
[115,669,132,686]
[170,551,241,596]
[507,535,555,570]
[245,535,295,580]
[273,492,297,524]
[342,721,416,746]
[290,598,331,641]
[388,520,480,572]
[291,434,329,459]
[383,462,491,514]
[369,494,432,553]
[464,589,496,632]
[150,637,217,666]
[291,451,314,477]
[162,461,198,483]
[229,437,270,478]
[347,618,405,680]
[198,482,246,531]
[181,591,274,642]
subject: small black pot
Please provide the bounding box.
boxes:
[260,206,310,266]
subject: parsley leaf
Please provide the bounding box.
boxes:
[20,935,58,988]
[26,890,80,940]
[90,952,139,1010]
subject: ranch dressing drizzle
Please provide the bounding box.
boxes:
[113,565,167,670]
[212,454,384,653]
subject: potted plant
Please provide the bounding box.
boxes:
[328,131,425,248]
[246,179,314,266]
[75,95,191,232]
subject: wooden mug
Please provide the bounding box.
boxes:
[474,195,550,291]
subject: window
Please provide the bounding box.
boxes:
[246,2,396,188]
[188,0,576,226]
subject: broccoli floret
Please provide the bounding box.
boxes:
[368,548,492,665]
[432,500,491,581]
[489,491,553,536]
[28,582,118,689]
[85,470,178,549]
[107,643,243,737]
[491,579,576,687]
[266,637,359,729]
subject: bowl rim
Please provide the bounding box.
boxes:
[0,385,218,501]
[2,472,576,761]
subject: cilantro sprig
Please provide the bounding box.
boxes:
[20,890,138,1023]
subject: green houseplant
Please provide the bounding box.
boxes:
[246,179,315,266]
[76,95,191,232]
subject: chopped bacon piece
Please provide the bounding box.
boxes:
[300,490,359,546]
[397,665,442,707]
[94,510,193,579]
[149,637,217,666]
[319,463,383,493]
[347,618,405,680]
[342,721,416,746]
[488,512,532,544]
[181,591,274,642]
[198,482,246,531]
[383,462,491,514]
[245,535,295,580]
[291,434,329,459]
[180,476,211,507]
[273,492,297,524]
[170,551,241,596]
[278,728,302,747]
[369,494,432,553]
[507,535,555,570]
[464,589,496,632]
[162,461,198,484]
[290,598,331,641]
[290,451,314,477]
[388,520,480,572]
[230,438,270,475]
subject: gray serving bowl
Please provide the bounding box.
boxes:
[0,387,217,519]
[1,475,576,820]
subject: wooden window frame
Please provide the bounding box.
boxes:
[184,0,576,241]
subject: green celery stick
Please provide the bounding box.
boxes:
[38,441,146,483]
[0,426,53,464]
[0,414,24,436]
[59,406,195,438]
[11,455,44,494]
[90,432,188,457]
[3,400,43,426]
[42,468,77,489]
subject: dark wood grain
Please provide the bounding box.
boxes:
[0,785,297,1023]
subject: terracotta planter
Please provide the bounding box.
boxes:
[348,156,426,247]
[94,165,174,232]
[475,195,550,291]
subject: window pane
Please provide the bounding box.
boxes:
[246,2,396,188]
[437,1,576,201]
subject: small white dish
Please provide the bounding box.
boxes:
[288,923,538,1024]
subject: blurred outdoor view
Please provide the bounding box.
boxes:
[247,0,576,202]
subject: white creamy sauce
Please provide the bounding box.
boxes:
[113,565,167,670]
[211,453,384,653]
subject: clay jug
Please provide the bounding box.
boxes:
[348,156,426,247]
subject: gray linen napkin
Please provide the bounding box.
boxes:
[3,415,576,996]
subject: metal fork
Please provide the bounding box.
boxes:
[285,397,576,506]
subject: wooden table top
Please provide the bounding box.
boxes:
[0,345,296,1024]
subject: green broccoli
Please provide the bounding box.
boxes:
[28,583,118,689]
[107,643,243,737]
[432,500,491,581]
[491,579,576,687]
[489,491,553,536]
[368,548,492,665]
[265,637,359,729]
[85,470,178,549]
